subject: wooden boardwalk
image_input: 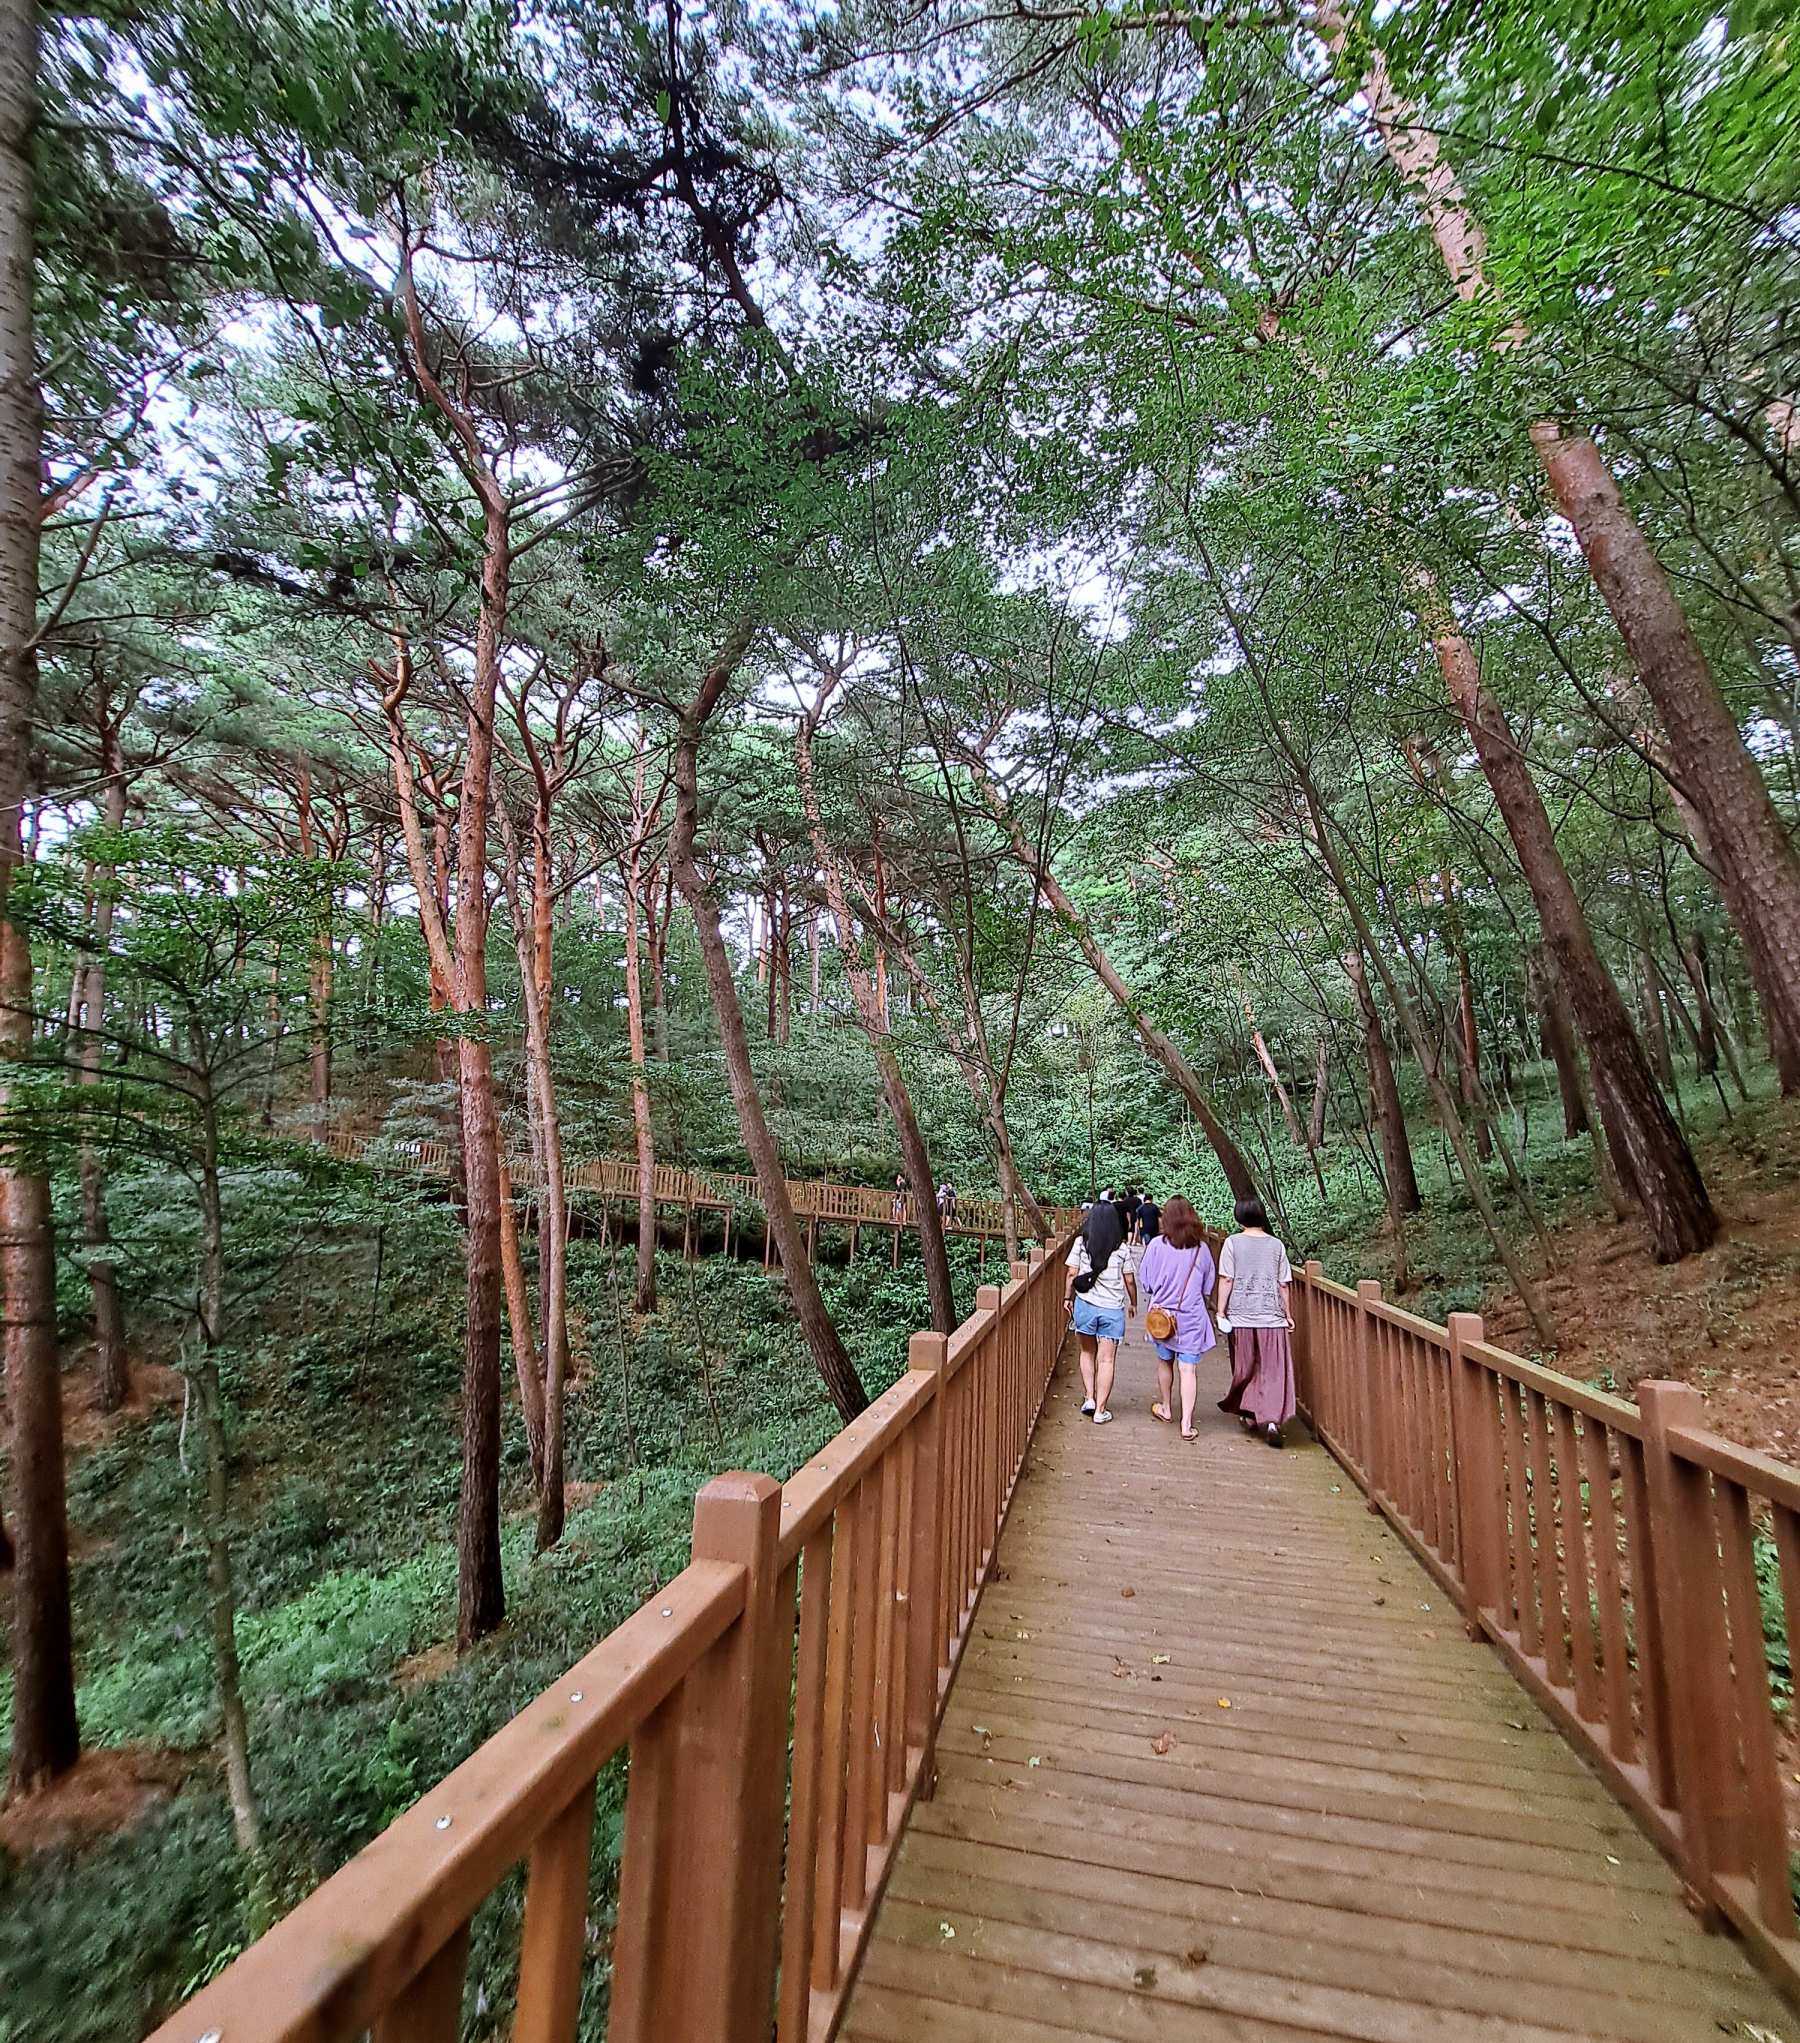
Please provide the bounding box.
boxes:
[842,1314,1798,2043]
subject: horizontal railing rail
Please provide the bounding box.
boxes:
[148,1229,1077,2043]
[1294,1261,1800,2006]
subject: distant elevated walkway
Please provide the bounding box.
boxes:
[324,1124,1079,1262]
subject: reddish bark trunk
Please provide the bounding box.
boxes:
[671,627,868,1420]
[1414,572,1715,1259]
[2,0,78,1793]
[1323,0,1800,1095]
[1344,946,1421,1214]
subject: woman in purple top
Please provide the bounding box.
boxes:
[1136,1196,1216,1441]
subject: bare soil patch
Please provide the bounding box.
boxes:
[1481,1099,1800,1455]
[62,1359,185,1451]
[0,1746,187,1856]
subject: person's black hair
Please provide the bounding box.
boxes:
[1234,1193,1270,1231]
[1083,1198,1125,1269]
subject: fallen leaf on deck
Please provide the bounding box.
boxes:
[1121,1587,1136,1599]
[1183,1947,1209,1968]
[940,1922,956,1940]
[1028,1755,1042,1767]
[1217,1697,1232,1710]
[1133,1966,1158,1990]
[1152,1652,1171,1664]
[1151,1732,1175,1755]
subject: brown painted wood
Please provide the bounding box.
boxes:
[373,1924,469,2043]
[512,1785,594,2043]
[841,1318,1794,2043]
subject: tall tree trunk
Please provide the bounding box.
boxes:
[1320,0,1800,1094]
[795,691,955,1333]
[499,812,571,1551]
[77,749,128,1409]
[1529,947,1589,1139]
[1343,945,1422,1213]
[1638,946,1676,1092]
[623,850,660,1315]
[1307,1033,1330,1150]
[2,0,78,1795]
[192,1047,263,1862]
[1410,568,1716,1260]
[496,1159,547,1485]
[973,772,1260,1201]
[399,252,510,1647]
[1453,937,1492,1162]
[671,629,869,1421]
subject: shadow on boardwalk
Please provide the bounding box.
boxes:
[843,1315,1797,2041]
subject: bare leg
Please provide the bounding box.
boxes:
[1078,1336,1098,1406]
[1154,1355,1174,1421]
[1095,1338,1117,1417]
[1179,1362,1199,1435]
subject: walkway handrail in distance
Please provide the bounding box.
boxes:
[146,1230,1077,2043]
[1294,1261,1800,2007]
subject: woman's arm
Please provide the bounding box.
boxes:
[1280,1278,1294,1330]
[1215,1275,1233,1319]
[1124,1268,1139,1316]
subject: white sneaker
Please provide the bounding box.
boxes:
[1080,1399,1096,1416]
[1093,1409,1115,1425]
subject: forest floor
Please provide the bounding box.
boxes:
[0,1198,990,2043]
[1320,1073,1800,1457]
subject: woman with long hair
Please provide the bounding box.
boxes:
[1135,1196,1216,1440]
[1062,1194,1137,1425]
[1216,1194,1297,1447]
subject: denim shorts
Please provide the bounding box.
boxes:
[1071,1296,1126,1342]
[1152,1341,1206,1367]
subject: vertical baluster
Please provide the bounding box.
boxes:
[810,1492,857,1996]
[866,1448,899,1853]
[374,1925,470,2043]
[1551,1404,1598,1722]
[1618,1431,1677,1806]
[841,1467,884,1916]
[1582,1419,1635,1762]
[514,1783,596,2043]
[906,1332,948,1802]
[1716,1481,1790,1930]
[1447,1316,1500,1633]
[1501,1376,1537,1654]
[1526,1391,1569,1687]
[1434,1352,1458,1569]
[778,1527,833,2043]
[1356,1281,1382,1500]
[885,1426,916,1803]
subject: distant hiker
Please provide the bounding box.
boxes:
[1136,1191,1162,1244]
[936,1179,958,1223]
[892,1174,909,1222]
[1064,1195,1137,1425]
[1137,1197,1215,1438]
[1216,1195,1296,1447]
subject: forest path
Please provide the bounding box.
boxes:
[841,1314,1796,2041]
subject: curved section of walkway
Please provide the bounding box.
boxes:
[842,1316,1796,2041]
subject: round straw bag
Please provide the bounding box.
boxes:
[1144,1247,1201,1344]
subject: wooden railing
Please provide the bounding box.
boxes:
[147,1230,1076,2043]
[1296,1263,1800,2002]
[322,1127,1078,1244]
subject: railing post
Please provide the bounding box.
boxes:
[905,1330,949,1802]
[1638,1379,1726,1905]
[1296,1260,1323,1425]
[1447,1313,1501,1638]
[609,1472,788,2043]
[1356,1279,1383,1509]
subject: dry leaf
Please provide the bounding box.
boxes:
[1182,1947,1209,1969]
[939,1922,956,1940]
[1151,1653,1172,1665]
[1132,1966,1158,1991]
[1216,1697,1232,1710]
[1151,1731,1175,1755]
[1121,1586,1136,1599]
[1028,1755,1042,1767]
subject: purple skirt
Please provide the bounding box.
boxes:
[1217,1326,1296,1427]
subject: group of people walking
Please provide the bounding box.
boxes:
[1062,1188,1295,1446]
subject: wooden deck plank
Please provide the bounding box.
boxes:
[839,1315,1798,2041]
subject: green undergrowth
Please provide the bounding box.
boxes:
[0,1206,995,2043]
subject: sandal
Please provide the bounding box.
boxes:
[1151,1402,1173,1424]
[1181,1428,1198,1442]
